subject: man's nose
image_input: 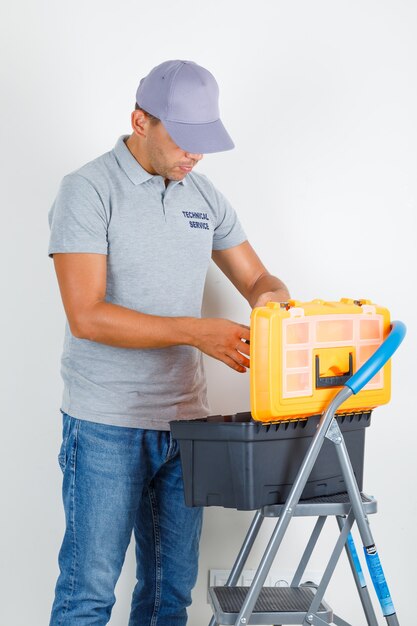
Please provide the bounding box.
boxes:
[185,152,204,162]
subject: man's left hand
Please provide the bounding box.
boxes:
[253,290,289,309]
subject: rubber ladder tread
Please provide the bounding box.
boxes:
[213,586,326,613]
[299,491,372,504]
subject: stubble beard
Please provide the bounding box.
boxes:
[148,146,185,182]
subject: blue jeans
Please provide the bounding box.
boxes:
[50,413,203,626]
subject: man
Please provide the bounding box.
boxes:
[48,59,289,626]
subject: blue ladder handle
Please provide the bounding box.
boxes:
[345,320,406,395]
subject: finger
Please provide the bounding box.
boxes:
[238,354,251,368]
[222,354,247,373]
[238,325,251,341]
[237,341,250,357]
[228,350,250,369]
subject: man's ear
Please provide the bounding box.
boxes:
[131,109,147,138]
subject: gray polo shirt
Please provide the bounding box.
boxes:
[48,135,247,429]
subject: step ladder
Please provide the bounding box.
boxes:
[207,321,405,626]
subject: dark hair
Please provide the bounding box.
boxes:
[135,103,159,124]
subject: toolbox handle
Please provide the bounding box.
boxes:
[315,353,353,388]
[345,321,406,394]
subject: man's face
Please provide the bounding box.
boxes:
[145,120,204,182]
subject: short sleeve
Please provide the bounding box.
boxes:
[211,185,247,251]
[48,173,109,258]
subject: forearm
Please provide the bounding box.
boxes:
[211,243,290,309]
[73,300,198,349]
[53,252,251,371]
[70,300,251,373]
[247,273,290,308]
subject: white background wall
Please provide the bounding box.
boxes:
[1,1,416,624]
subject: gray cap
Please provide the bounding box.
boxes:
[136,60,235,154]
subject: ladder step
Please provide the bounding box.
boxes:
[262,491,377,517]
[300,491,373,504]
[209,586,333,624]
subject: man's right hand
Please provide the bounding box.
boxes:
[52,253,251,374]
[189,318,251,373]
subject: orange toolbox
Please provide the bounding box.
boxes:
[250,298,391,421]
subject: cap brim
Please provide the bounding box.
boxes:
[161,118,235,154]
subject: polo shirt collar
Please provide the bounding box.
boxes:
[113,135,153,185]
[113,135,187,187]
